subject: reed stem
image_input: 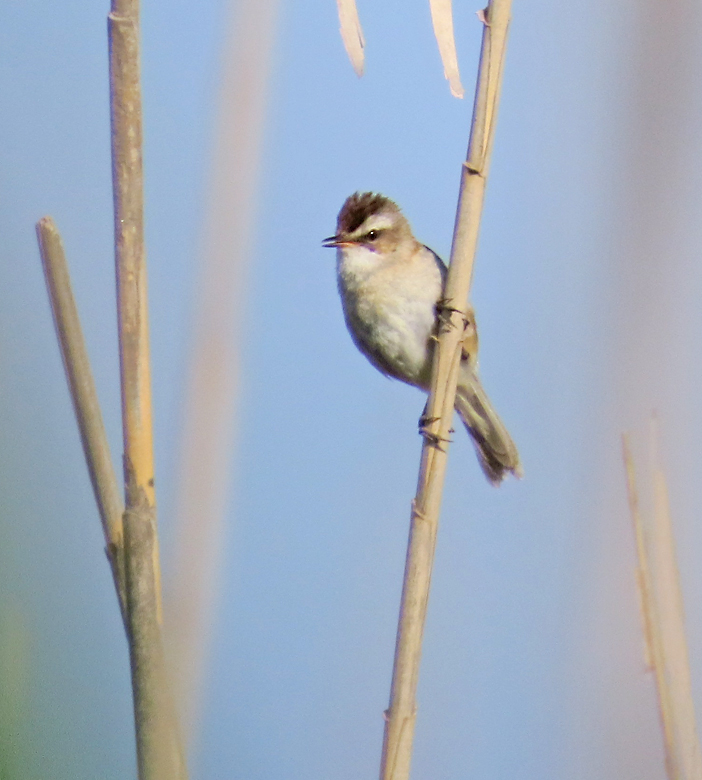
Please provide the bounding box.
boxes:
[380,3,512,778]
[36,216,126,622]
[108,1,183,777]
[622,432,702,780]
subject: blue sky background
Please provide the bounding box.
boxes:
[1,1,701,779]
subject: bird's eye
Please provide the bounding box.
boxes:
[366,230,379,241]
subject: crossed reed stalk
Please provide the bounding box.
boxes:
[36,1,185,778]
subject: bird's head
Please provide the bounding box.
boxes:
[322,192,415,258]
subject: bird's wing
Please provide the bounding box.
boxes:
[423,245,448,282]
[461,304,479,363]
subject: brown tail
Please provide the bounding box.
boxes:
[454,371,522,485]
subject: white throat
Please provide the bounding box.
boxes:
[336,243,382,287]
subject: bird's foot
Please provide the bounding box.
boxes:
[418,413,439,431]
[435,298,467,333]
[418,421,452,450]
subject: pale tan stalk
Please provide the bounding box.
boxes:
[380,3,512,779]
[622,435,675,777]
[36,217,126,620]
[650,425,702,780]
[109,1,154,509]
[622,432,702,780]
[108,1,184,777]
[166,0,279,745]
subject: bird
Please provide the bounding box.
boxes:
[323,191,521,485]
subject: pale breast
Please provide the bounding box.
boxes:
[338,244,445,388]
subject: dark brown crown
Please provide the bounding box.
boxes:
[336,192,399,235]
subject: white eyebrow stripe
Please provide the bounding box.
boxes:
[351,214,394,236]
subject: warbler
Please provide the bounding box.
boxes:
[323,192,521,485]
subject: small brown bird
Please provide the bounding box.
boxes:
[323,192,521,485]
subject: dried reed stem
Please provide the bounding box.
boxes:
[36,217,126,621]
[622,435,675,776]
[622,432,702,780]
[650,429,702,780]
[109,1,182,777]
[109,0,154,507]
[380,3,512,779]
[124,464,185,780]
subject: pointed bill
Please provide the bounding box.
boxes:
[336,0,365,77]
[429,0,464,98]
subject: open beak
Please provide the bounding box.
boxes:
[322,235,353,248]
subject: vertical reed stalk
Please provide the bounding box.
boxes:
[650,455,702,780]
[36,217,126,621]
[109,1,153,505]
[622,435,676,777]
[108,1,183,777]
[380,3,512,778]
[622,432,702,780]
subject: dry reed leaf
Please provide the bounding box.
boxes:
[429,0,464,98]
[336,0,365,77]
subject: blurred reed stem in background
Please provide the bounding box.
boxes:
[602,1,702,774]
[380,2,512,779]
[623,430,702,780]
[165,0,280,749]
